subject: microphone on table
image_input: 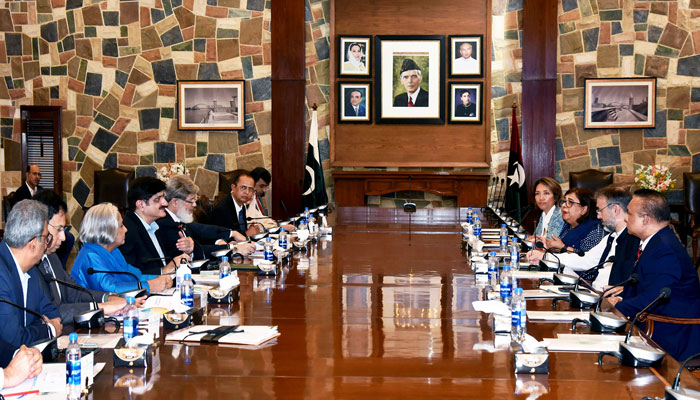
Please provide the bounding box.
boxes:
[534,241,562,272]
[403,174,416,213]
[177,223,206,258]
[0,297,58,362]
[573,255,617,291]
[572,273,639,333]
[488,177,497,207]
[562,256,617,309]
[666,351,700,399]
[49,277,120,330]
[87,268,147,299]
[598,287,670,368]
[280,199,291,221]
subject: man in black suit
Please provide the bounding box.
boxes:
[211,169,261,237]
[120,177,189,276]
[0,200,62,363]
[156,175,254,261]
[10,164,43,208]
[344,89,366,117]
[32,191,125,324]
[606,189,700,360]
[393,58,429,107]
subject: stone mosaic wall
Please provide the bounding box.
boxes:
[556,0,700,200]
[0,0,271,227]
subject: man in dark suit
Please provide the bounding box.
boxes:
[393,58,429,107]
[608,189,700,360]
[344,89,366,117]
[120,177,189,276]
[250,167,271,216]
[10,164,43,208]
[156,175,254,261]
[0,200,62,363]
[32,191,125,324]
[211,170,261,238]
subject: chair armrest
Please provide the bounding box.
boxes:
[638,313,700,337]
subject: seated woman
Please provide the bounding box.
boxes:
[71,203,173,294]
[545,187,604,253]
[529,177,565,241]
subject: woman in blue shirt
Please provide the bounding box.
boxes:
[71,203,173,294]
[546,187,604,253]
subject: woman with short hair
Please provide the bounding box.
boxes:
[71,203,173,293]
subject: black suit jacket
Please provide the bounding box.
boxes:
[608,227,640,286]
[393,89,429,107]
[34,253,108,324]
[0,242,59,361]
[155,211,231,260]
[10,183,43,208]
[0,336,15,368]
[119,211,168,275]
[210,195,247,235]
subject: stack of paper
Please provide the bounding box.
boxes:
[57,333,122,349]
[542,333,640,352]
[0,362,106,397]
[165,325,280,346]
[523,287,569,299]
[527,310,590,322]
[512,270,554,280]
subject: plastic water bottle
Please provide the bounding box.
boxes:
[512,288,527,342]
[279,227,288,250]
[466,207,474,224]
[123,296,139,341]
[176,257,191,291]
[219,256,230,279]
[264,237,274,261]
[488,251,499,288]
[474,216,482,240]
[499,224,508,252]
[500,262,513,306]
[180,273,194,308]
[66,332,81,399]
[510,237,520,266]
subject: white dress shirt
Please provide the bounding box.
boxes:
[247,195,277,230]
[407,88,422,105]
[26,182,37,197]
[135,213,166,267]
[454,56,479,73]
[7,247,56,336]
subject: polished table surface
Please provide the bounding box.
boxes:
[84,207,700,398]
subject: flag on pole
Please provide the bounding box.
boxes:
[302,108,328,209]
[504,104,528,220]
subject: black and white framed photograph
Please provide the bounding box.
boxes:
[449,82,482,124]
[338,35,371,77]
[338,82,371,123]
[177,80,245,130]
[583,78,656,129]
[448,35,483,78]
[375,35,445,124]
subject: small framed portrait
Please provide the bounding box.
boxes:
[449,82,482,124]
[338,82,371,123]
[583,78,656,129]
[338,35,371,77]
[177,80,245,130]
[448,35,483,78]
[376,35,445,124]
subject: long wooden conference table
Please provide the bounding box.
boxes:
[82,207,699,398]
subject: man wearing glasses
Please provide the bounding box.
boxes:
[211,169,261,237]
[31,191,126,324]
[0,200,61,362]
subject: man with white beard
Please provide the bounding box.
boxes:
[156,176,256,261]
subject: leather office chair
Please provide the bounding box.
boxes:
[93,168,135,212]
[683,172,700,268]
[218,171,238,195]
[569,169,614,192]
[2,191,16,223]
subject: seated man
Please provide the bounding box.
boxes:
[0,200,62,353]
[1,344,42,387]
[156,175,256,261]
[120,177,189,275]
[248,167,295,232]
[32,191,126,324]
[211,170,261,237]
[606,189,700,361]
[10,164,43,207]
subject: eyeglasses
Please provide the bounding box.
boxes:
[37,233,53,246]
[595,203,615,215]
[180,197,198,205]
[559,199,581,208]
[235,185,254,193]
[48,223,71,233]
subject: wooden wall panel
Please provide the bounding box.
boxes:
[331,0,491,168]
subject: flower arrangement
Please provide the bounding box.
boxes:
[157,161,190,182]
[634,164,675,194]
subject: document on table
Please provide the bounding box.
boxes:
[0,362,106,396]
[472,300,511,316]
[523,287,569,299]
[165,325,280,346]
[542,333,641,352]
[527,310,590,322]
[191,273,220,285]
[57,333,122,350]
[512,270,554,280]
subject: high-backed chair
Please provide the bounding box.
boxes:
[2,191,16,223]
[94,168,135,212]
[218,171,238,195]
[569,169,614,192]
[683,172,700,268]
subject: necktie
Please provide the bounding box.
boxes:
[256,197,265,215]
[238,206,247,234]
[636,245,642,260]
[43,257,62,301]
[598,233,615,265]
[355,107,358,116]
[408,97,414,107]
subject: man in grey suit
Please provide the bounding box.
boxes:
[32,191,125,324]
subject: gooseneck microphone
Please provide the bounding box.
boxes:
[87,267,146,298]
[50,277,99,310]
[49,278,120,330]
[624,287,671,344]
[534,241,562,272]
[0,297,59,362]
[496,178,506,210]
[280,199,291,221]
[403,175,416,213]
[489,176,497,206]
[572,273,639,333]
[670,351,700,393]
[0,297,52,338]
[573,256,616,291]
